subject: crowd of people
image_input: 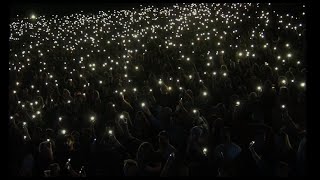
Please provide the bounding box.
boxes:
[9,3,307,176]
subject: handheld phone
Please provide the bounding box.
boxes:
[44,170,51,177]
[106,127,113,136]
[66,158,71,170]
[249,141,255,148]
[108,130,113,136]
[90,116,95,122]
[61,129,67,135]
[79,166,84,175]
[203,147,208,155]
[92,138,97,144]
[170,152,175,157]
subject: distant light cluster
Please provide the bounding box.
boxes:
[9,3,306,123]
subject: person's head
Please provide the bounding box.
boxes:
[108,75,113,83]
[35,127,43,137]
[134,111,148,128]
[45,128,55,139]
[285,71,294,80]
[265,66,273,75]
[248,92,257,102]
[23,88,29,96]
[253,63,259,71]
[221,65,228,72]
[225,79,232,88]
[53,86,60,94]
[218,162,236,177]
[49,163,60,177]
[230,94,239,104]
[158,130,170,146]
[64,135,75,151]
[279,86,289,98]
[275,161,289,177]
[148,72,156,81]
[71,131,80,142]
[215,103,226,117]
[74,93,85,103]
[37,96,44,106]
[235,85,245,97]
[123,159,138,176]
[39,141,53,161]
[67,78,73,86]
[160,85,167,94]
[190,126,203,142]
[136,142,154,164]
[212,118,224,133]
[288,67,295,74]
[41,72,48,80]
[135,111,147,121]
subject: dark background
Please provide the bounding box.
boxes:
[6,1,314,176]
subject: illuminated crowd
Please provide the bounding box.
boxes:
[9,3,306,176]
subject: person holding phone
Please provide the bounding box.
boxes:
[123,159,139,176]
[36,141,54,176]
[214,129,242,163]
[133,111,153,141]
[136,142,162,176]
[160,152,175,176]
[249,128,284,176]
[57,135,83,176]
[157,131,177,163]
